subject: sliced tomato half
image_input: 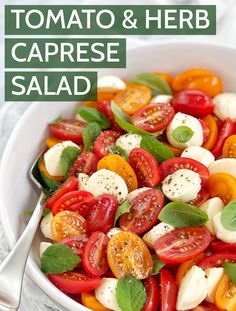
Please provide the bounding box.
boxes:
[93,130,121,158]
[142,276,160,311]
[211,241,236,253]
[68,152,99,177]
[49,119,86,143]
[160,269,177,311]
[197,252,236,269]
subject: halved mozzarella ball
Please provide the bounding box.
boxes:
[107,227,123,239]
[213,93,236,122]
[39,242,53,258]
[181,146,215,168]
[126,187,151,202]
[40,212,53,240]
[162,169,201,202]
[142,222,174,248]
[97,76,126,93]
[166,112,203,149]
[199,197,224,235]
[85,169,128,203]
[213,212,236,243]
[95,278,121,311]
[205,267,224,303]
[150,94,173,104]
[115,134,142,157]
[78,173,89,190]
[176,265,208,310]
[209,159,236,178]
[44,141,80,176]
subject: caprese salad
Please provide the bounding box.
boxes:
[36,69,236,311]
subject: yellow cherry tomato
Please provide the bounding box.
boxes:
[223,135,236,158]
[46,136,62,148]
[81,292,111,311]
[215,273,236,311]
[202,114,218,150]
[38,156,64,182]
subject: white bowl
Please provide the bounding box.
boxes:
[1,41,236,311]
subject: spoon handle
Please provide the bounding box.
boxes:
[0,193,44,311]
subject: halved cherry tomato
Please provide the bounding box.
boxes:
[81,292,111,311]
[200,119,210,144]
[159,157,209,187]
[86,195,119,235]
[107,231,153,279]
[49,119,86,143]
[222,135,236,158]
[160,269,177,311]
[154,227,211,264]
[131,103,175,133]
[49,271,101,294]
[171,90,214,118]
[97,100,122,131]
[198,253,236,269]
[68,151,99,177]
[83,231,109,277]
[51,190,96,217]
[114,84,152,115]
[176,253,205,285]
[172,68,223,97]
[163,142,182,157]
[211,118,236,158]
[61,235,88,257]
[142,276,160,311]
[202,115,218,150]
[98,91,116,101]
[97,154,138,192]
[208,173,236,205]
[189,302,220,311]
[128,148,161,187]
[93,130,121,158]
[119,189,164,235]
[215,273,236,311]
[188,189,209,207]
[38,156,64,182]
[45,176,78,209]
[211,241,236,253]
[46,136,62,148]
[51,210,86,242]
[154,72,174,86]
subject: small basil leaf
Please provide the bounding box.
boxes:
[172,126,194,143]
[109,146,128,160]
[152,254,166,275]
[221,201,236,231]
[223,263,236,285]
[60,146,81,179]
[49,116,62,124]
[114,200,131,225]
[40,171,61,191]
[82,122,102,152]
[76,106,110,129]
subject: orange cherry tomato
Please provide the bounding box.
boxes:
[51,211,86,242]
[82,101,98,109]
[223,135,236,158]
[208,173,236,205]
[202,115,218,150]
[97,154,138,192]
[83,92,116,109]
[114,84,151,115]
[81,292,111,311]
[38,156,64,182]
[154,72,174,86]
[163,142,182,157]
[215,273,236,311]
[176,253,205,285]
[46,136,62,148]
[172,68,223,97]
[107,231,153,279]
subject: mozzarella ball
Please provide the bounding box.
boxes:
[213,93,236,122]
[115,134,142,157]
[181,146,215,168]
[213,212,236,243]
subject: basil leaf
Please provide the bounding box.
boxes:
[116,276,146,311]
[49,116,62,124]
[223,263,236,285]
[133,72,172,96]
[158,201,208,227]
[109,146,128,160]
[152,254,165,275]
[172,126,194,143]
[76,106,110,129]
[43,208,51,217]
[221,201,236,231]
[114,200,131,224]
[41,243,81,274]
[60,146,81,179]
[82,122,102,152]
[40,171,61,191]
[140,135,174,163]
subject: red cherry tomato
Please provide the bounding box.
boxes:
[61,235,88,257]
[128,148,161,187]
[45,176,78,209]
[197,252,236,269]
[159,157,209,188]
[199,119,210,144]
[211,118,236,158]
[68,152,99,177]
[154,227,211,264]
[93,130,121,158]
[131,103,175,133]
[48,271,101,294]
[171,90,214,118]
[49,119,86,143]
[97,100,122,131]
[142,276,160,311]
[189,301,220,311]
[52,190,96,217]
[160,269,177,311]
[211,241,236,253]
[87,195,119,234]
[83,231,109,277]
[188,189,209,207]
[120,189,164,235]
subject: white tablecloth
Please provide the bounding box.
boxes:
[1,0,236,310]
